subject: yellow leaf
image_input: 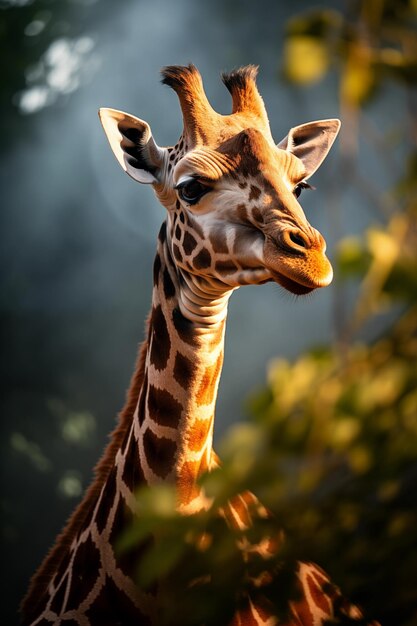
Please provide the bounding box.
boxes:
[341,50,374,105]
[284,36,329,84]
[349,445,372,474]
[367,229,398,265]
[331,417,361,448]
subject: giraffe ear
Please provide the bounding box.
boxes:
[99,108,166,184]
[277,119,341,179]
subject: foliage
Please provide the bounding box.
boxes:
[282,0,417,103]
[116,2,417,625]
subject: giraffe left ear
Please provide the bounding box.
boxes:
[277,119,341,179]
[99,108,166,184]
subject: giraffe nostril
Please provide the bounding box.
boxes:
[289,231,308,249]
[281,229,311,253]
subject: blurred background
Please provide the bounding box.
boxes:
[1,0,416,624]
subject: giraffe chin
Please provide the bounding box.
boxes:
[269,270,316,295]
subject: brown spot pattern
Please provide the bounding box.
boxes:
[95,466,117,534]
[215,260,239,274]
[122,437,146,492]
[173,352,195,389]
[85,575,151,625]
[293,592,315,626]
[193,247,211,270]
[307,569,333,615]
[236,203,248,222]
[109,496,128,551]
[172,307,197,346]
[150,305,171,371]
[52,548,72,596]
[109,496,151,587]
[163,267,175,299]
[158,221,167,243]
[249,184,261,201]
[143,428,176,479]
[189,218,204,238]
[49,574,68,615]
[255,596,276,622]
[252,206,263,223]
[137,371,148,427]
[152,254,161,286]
[147,384,182,428]
[183,231,197,256]
[172,243,182,262]
[210,232,229,254]
[228,493,251,529]
[113,499,154,586]
[65,535,101,611]
[236,599,259,626]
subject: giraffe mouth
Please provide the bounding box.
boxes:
[269,270,315,295]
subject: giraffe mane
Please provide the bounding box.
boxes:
[20,319,150,619]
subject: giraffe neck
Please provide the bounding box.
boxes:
[20,221,233,624]
[21,223,376,626]
[126,220,232,511]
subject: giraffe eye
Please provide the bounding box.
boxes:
[175,178,210,205]
[293,181,313,198]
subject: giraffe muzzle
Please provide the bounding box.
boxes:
[265,228,333,294]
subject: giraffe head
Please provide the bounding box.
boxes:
[100,65,340,296]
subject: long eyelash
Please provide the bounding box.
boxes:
[174,175,215,190]
[174,177,194,190]
[298,182,315,191]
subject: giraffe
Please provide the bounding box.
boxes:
[21,65,379,626]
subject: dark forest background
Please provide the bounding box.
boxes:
[1,1,416,624]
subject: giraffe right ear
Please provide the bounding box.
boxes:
[99,108,166,184]
[277,119,341,179]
